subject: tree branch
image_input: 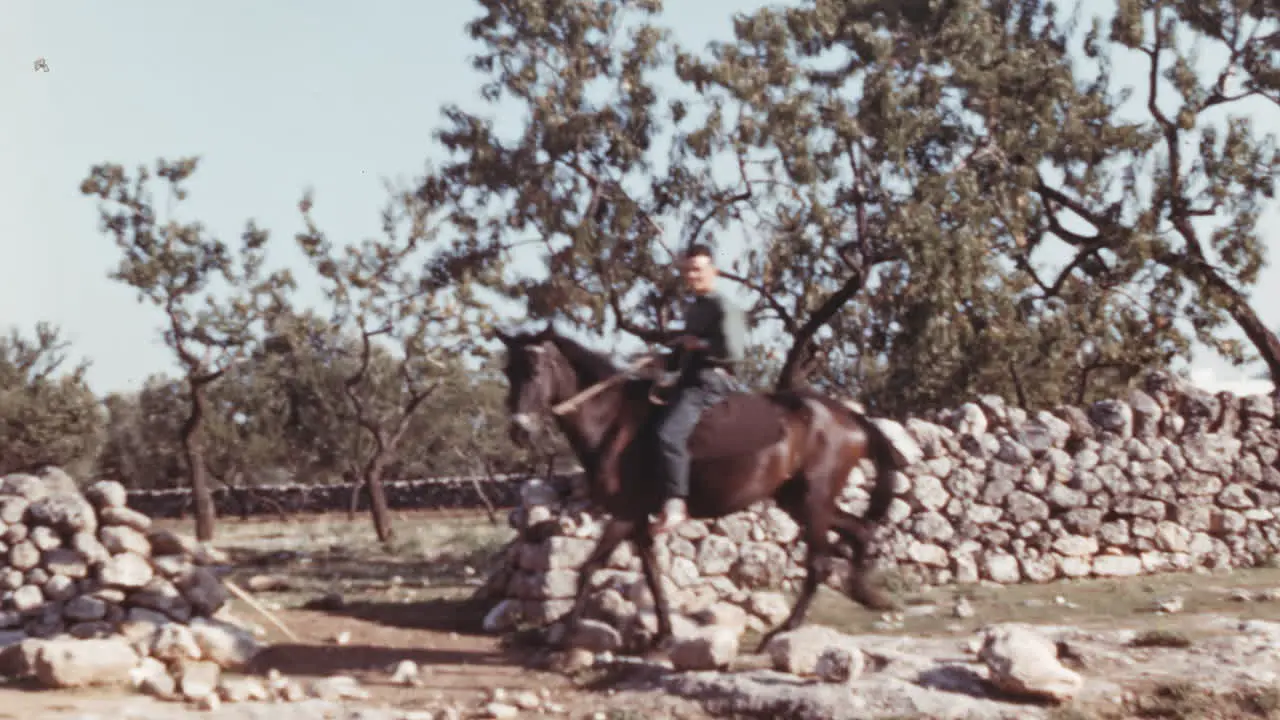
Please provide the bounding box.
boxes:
[776,266,869,392]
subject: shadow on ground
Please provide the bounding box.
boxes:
[246,643,512,677]
[303,594,491,636]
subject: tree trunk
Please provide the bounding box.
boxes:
[775,269,868,392]
[348,479,364,520]
[182,381,216,541]
[1188,262,1280,385]
[365,458,395,543]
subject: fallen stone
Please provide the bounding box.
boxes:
[764,625,862,677]
[669,625,740,671]
[176,658,221,700]
[977,623,1083,702]
[815,645,864,683]
[188,617,261,670]
[32,637,138,688]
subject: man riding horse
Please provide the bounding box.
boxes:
[651,243,749,535]
[494,255,901,651]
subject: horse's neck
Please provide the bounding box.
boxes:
[552,378,628,465]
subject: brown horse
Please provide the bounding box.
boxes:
[494,324,901,652]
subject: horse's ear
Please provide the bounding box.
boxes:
[492,327,513,345]
[533,321,556,342]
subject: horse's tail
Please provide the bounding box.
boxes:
[836,399,901,525]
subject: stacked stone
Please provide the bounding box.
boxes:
[0,469,231,638]
[0,467,262,701]
[870,371,1280,587]
[478,477,797,639]
[478,370,1280,635]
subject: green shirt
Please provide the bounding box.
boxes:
[682,288,747,372]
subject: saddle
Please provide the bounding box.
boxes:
[626,359,787,460]
[685,392,788,460]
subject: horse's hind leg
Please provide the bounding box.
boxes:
[829,507,897,611]
[549,517,634,646]
[755,494,836,653]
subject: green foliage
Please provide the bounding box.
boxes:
[432,0,1278,414]
[94,351,530,491]
[96,378,185,490]
[291,171,503,540]
[59,0,1279,503]
[83,166,547,496]
[81,158,295,378]
[436,0,683,338]
[0,323,104,477]
[82,157,296,539]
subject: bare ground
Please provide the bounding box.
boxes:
[10,510,1280,719]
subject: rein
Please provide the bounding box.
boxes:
[550,353,661,416]
[647,349,691,406]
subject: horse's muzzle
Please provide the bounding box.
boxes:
[509,413,539,446]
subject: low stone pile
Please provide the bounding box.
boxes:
[479,475,803,642]
[477,370,1280,638]
[0,467,267,704]
[0,468,230,638]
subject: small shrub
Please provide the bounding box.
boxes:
[1233,685,1280,717]
[1130,629,1193,649]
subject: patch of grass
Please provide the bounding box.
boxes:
[209,510,516,607]
[799,566,1280,639]
[1047,708,1103,720]
[1131,680,1217,718]
[1236,686,1280,717]
[1067,681,1280,720]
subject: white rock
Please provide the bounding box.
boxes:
[978,623,1083,702]
[32,637,139,688]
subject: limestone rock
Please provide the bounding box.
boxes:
[31,637,138,688]
[764,625,862,677]
[669,625,740,671]
[978,623,1083,702]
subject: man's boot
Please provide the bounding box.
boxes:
[651,497,688,535]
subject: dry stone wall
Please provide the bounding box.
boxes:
[124,474,528,518]
[477,370,1280,639]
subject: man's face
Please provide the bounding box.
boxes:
[682,254,716,296]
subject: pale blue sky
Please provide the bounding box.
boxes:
[2,0,1276,397]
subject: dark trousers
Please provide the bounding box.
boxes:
[655,368,736,499]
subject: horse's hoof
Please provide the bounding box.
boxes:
[503,626,549,649]
[636,633,674,664]
[754,632,782,655]
[640,644,670,665]
[851,581,898,612]
[547,647,597,674]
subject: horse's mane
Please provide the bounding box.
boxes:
[546,333,621,381]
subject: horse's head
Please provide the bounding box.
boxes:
[494,323,562,446]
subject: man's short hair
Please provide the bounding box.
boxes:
[683,244,714,261]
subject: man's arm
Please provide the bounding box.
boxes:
[689,295,745,367]
[719,297,747,366]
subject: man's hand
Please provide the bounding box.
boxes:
[669,334,708,352]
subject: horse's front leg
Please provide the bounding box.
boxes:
[755,515,835,653]
[549,517,634,646]
[633,528,674,652]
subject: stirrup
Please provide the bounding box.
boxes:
[648,372,679,405]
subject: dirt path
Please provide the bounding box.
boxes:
[18,512,1279,720]
[0,596,714,720]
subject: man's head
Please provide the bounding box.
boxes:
[681,244,717,296]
